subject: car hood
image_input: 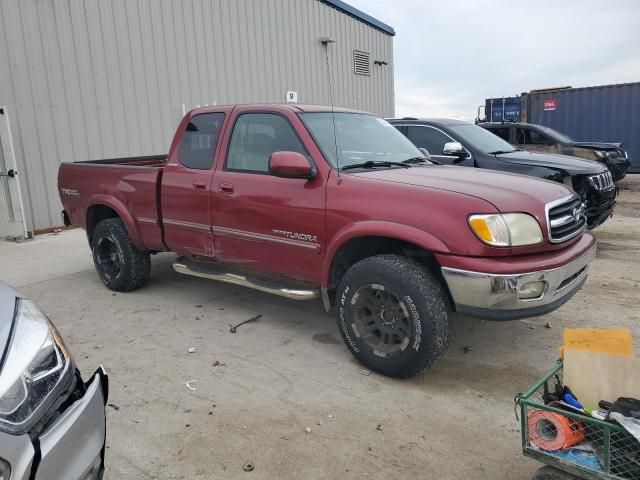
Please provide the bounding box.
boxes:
[572,141,622,151]
[0,282,18,359]
[495,150,606,175]
[356,165,571,213]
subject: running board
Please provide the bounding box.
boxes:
[173,258,320,301]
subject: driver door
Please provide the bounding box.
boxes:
[210,110,326,283]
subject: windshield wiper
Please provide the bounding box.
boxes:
[488,149,518,155]
[403,156,441,165]
[402,156,428,164]
[341,160,411,171]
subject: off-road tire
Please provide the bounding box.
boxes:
[335,254,451,378]
[91,218,150,292]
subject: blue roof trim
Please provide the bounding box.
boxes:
[319,0,395,36]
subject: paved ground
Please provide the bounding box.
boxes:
[2,176,639,480]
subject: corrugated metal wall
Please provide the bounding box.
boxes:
[526,83,640,173]
[0,0,394,231]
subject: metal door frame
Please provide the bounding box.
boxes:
[0,105,28,239]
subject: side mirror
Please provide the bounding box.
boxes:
[443,141,467,159]
[269,151,316,179]
[419,147,431,161]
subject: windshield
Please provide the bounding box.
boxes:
[537,125,574,143]
[300,113,425,168]
[448,124,518,154]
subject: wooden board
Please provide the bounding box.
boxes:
[564,349,640,411]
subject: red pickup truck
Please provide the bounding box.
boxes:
[58,104,596,378]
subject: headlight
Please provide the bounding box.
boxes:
[0,299,73,435]
[594,151,607,159]
[469,213,543,247]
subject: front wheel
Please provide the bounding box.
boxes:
[91,218,150,292]
[335,254,451,378]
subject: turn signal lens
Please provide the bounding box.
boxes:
[468,214,510,246]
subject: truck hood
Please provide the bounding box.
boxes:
[495,150,606,175]
[571,141,622,151]
[356,165,571,213]
[0,282,18,359]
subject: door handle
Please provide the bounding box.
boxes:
[219,183,234,194]
[192,180,206,189]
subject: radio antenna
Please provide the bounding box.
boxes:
[320,37,340,184]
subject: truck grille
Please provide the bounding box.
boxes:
[546,195,586,243]
[588,171,614,191]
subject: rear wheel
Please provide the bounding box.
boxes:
[335,254,451,378]
[91,218,150,291]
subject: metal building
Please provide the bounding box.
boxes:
[0,0,395,237]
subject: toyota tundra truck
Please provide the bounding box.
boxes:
[58,104,597,378]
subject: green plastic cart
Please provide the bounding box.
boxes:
[516,361,640,480]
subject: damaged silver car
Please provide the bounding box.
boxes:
[0,281,107,480]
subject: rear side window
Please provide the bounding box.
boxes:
[406,126,452,156]
[226,113,308,173]
[178,113,225,169]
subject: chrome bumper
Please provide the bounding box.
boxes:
[441,244,597,320]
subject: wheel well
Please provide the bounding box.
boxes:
[327,236,443,293]
[86,204,119,244]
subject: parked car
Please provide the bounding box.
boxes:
[478,121,631,181]
[58,104,596,378]
[0,281,107,480]
[389,118,616,229]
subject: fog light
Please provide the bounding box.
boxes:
[0,458,10,480]
[519,281,546,300]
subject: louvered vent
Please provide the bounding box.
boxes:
[353,50,371,76]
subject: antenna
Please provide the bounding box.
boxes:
[321,36,340,184]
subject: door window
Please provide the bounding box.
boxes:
[406,126,453,156]
[516,128,553,145]
[226,114,308,173]
[178,113,225,169]
[489,127,511,142]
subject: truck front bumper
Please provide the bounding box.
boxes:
[440,240,597,321]
[0,368,108,480]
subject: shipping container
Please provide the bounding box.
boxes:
[484,96,522,123]
[483,82,640,172]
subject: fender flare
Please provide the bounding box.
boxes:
[86,194,145,250]
[322,220,451,287]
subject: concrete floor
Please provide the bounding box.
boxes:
[1,177,639,480]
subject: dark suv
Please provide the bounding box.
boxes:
[388,118,616,229]
[479,121,631,181]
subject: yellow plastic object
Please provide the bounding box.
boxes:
[561,328,634,359]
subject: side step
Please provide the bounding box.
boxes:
[173,257,321,301]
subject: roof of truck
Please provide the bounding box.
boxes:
[189,104,371,115]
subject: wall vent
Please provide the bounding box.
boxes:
[353,50,371,76]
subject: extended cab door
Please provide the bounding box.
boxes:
[161,109,228,257]
[210,107,326,283]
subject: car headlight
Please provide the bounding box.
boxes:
[469,213,543,247]
[0,299,73,435]
[594,150,608,159]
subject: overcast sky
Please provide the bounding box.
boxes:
[346,0,640,120]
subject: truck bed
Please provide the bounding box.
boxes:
[58,155,167,252]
